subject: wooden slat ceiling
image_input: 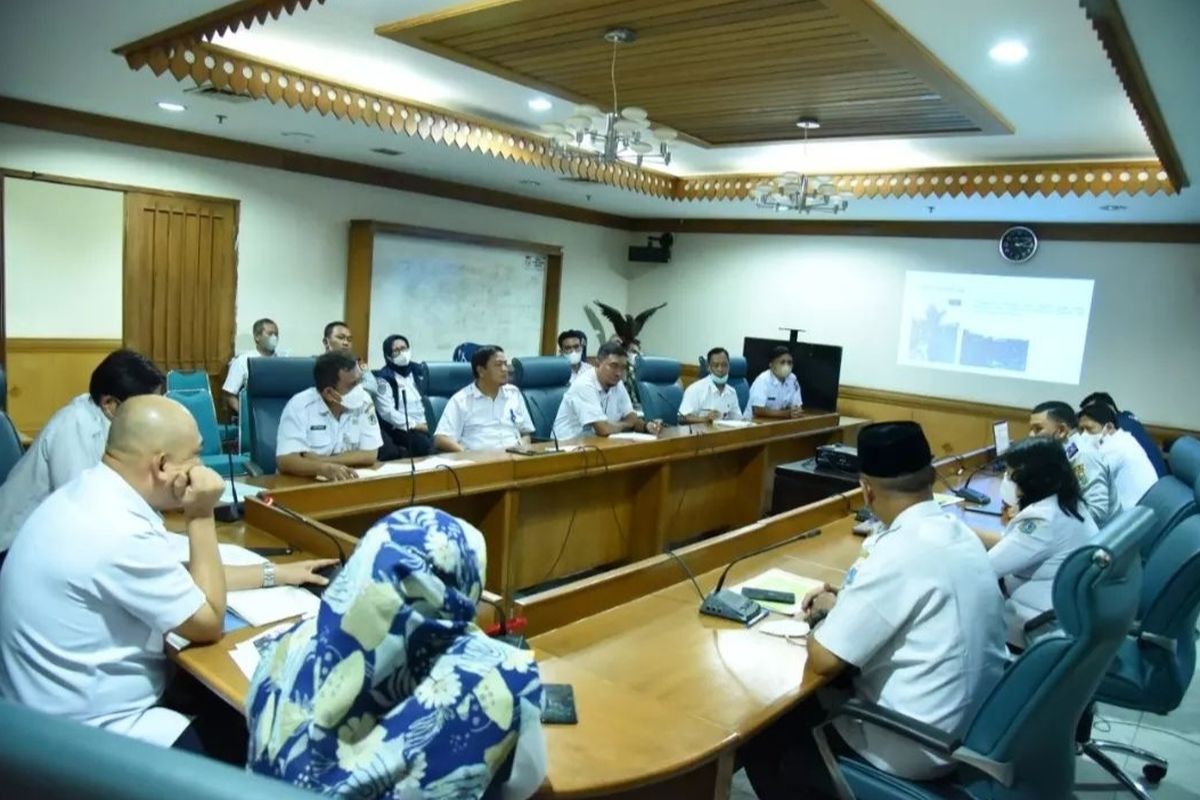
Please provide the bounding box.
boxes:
[378,0,1011,146]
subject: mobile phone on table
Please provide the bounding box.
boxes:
[741,587,796,604]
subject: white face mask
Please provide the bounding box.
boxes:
[391,351,411,367]
[338,383,370,411]
[263,334,279,353]
[1001,474,1020,508]
[773,364,793,380]
[565,350,583,366]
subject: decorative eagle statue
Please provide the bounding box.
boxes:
[592,300,668,347]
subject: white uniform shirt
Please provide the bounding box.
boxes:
[1100,429,1158,509]
[0,394,109,550]
[815,500,1008,780]
[553,369,634,441]
[374,371,428,430]
[276,387,384,458]
[747,370,802,412]
[567,361,596,386]
[678,376,744,420]
[0,464,205,745]
[1065,432,1118,527]
[989,495,1098,644]
[434,383,534,451]
[222,350,260,396]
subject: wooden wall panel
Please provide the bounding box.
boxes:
[5,339,121,434]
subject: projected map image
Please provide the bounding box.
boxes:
[908,305,959,364]
[897,271,1095,385]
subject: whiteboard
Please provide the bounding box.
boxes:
[368,234,547,366]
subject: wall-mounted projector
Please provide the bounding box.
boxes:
[629,232,674,263]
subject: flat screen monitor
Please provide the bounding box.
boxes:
[742,337,843,412]
[992,420,1011,457]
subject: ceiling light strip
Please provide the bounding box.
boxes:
[121,39,674,198]
[674,162,1173,201]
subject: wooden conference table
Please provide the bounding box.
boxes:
[174,436,1002,800]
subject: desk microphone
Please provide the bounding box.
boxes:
[401,388,418,507]
[938,449,993,506]
[697,526,823,625]
[262,496,347,597]
[215,449,242,523]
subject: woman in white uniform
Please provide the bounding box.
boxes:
[978,436,1098,646]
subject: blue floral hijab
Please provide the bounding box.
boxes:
[247,507,543,799]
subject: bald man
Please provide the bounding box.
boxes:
[0,396,333,763]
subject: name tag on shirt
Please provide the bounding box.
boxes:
[1065,442,1078,458]
[310,424,327,431]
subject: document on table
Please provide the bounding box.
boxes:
[227,586,320,627]
[221,480,262,505]
[934,492,966,507]
[713,419,753,429]
[728,568,826,616]
[608,432,658,442]
[230,621,297,680]
[355,457,475,479]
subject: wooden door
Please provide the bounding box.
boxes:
[123,192,237,373]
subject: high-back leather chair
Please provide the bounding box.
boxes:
[1135,436,1199,557]
[697,354,751,414]
[0,365,7,412]
[824,507,1151,800]
[512,356,572,440]
[246,357,315,474]
[0,412,24,486]
[634,357,684,426]
[166,389,249,478]
[165,369,211,393]
[418,361,474,432]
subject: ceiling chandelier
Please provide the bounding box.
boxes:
[752,118,850,214]
[540,28,677,168]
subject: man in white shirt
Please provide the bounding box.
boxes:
[1029,401,1118,527]
[1079,403,1158,508]
[678,347,744,424]
[747,345,803,419]
[0,349,164,555]
[322,320,354,354]
[221,317,281,414]
[435,345,535,452]
[558,329,595,386]
[553,341,664,441]
[743,422,1008,797]
[276,351,384,480]
[0,395,333,763]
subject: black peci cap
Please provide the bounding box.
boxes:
[858,421,934,478]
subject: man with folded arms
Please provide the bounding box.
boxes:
[0,396,331,763]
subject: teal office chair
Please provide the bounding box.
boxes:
[246,357,316,475]
[165,369,211,393]
[0,701,317,799]
[418,361,474,432]
[512,356,571,440]
[0,364,6,412]
[634,357,684,426]
[1081,514,1200,798]
[238,387,251,454]
[0,411,24,486]
[1135,436,1199,557]
[697,354,751,413]
[818,506,1151,800]
[166,390,250,478]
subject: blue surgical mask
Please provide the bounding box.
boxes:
[711,372,729,386]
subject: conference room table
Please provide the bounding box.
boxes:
[240,412,864,600]
[171,444,1006,800]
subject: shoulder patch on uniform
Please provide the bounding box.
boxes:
[1073,462,1087,481]
[1018,519,1038,534]
[1065,441,1079,459]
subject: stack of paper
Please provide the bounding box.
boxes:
[227,586,320,627]
[713,419,753,429]
[355,457,475,479]
[608,432,658,442]
[728,568,826,616]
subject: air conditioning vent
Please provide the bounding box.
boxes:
[182,84,256,104]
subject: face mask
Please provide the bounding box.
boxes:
[773,364,793,380]
[565,350,583,366]
[391,351,411,367]
[711,372,729,385]
[337,384,370,411]
[1001,474,1020,508]
[263,334,279,353]
[1082,430,1106,447]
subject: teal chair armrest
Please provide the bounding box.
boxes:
[828,698,960,754]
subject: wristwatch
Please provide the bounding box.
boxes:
[261,562,277,588]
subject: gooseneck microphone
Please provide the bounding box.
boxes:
[401,387,418,507]
[697,526,823,625]
[214,449,243,523]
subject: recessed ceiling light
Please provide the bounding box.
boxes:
[528,97,553,112]
[1100,204,1127,212]
[989,40,1028,64]
[156,101,187,112]
[795,117,820,130]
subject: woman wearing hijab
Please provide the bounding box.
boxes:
[976,436,1098,646]
[375,335,433,457]
[247,506,547,799]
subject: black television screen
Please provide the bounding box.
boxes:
[743,337,843,412]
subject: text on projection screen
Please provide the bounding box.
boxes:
[898,271,1095,385]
